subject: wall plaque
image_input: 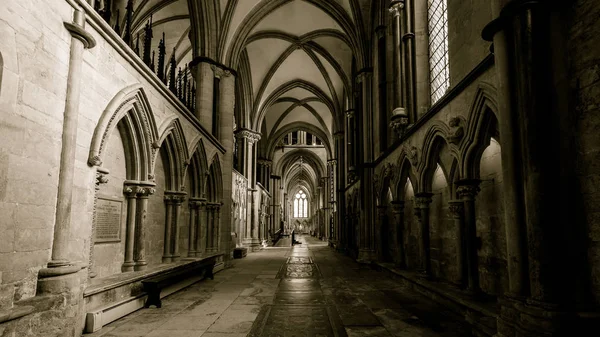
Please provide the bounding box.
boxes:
[95,197,123,243]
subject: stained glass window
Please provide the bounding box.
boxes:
[428,0,449,104]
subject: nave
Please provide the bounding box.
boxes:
[87,235,471,337]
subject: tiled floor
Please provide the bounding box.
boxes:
[85,235,472,337]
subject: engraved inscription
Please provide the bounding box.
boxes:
[95,197,123,242]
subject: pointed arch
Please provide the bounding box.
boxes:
[156,118,189,191]
[420,129,456,193]
[461,83,500,179]
[88,84,159,182]
[206,155,223,202]
[266,122,333,159]
[394,153,419,202]
[186,137,209,198]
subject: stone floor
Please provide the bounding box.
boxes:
[85,235,472,337]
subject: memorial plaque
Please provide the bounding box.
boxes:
[95,197,123,243]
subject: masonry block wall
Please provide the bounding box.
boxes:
[0,1,231,335]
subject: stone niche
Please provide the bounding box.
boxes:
[94,126,128,279]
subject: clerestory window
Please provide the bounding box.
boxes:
[428,0,450,104]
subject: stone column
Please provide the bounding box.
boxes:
[403,0,417,122]
[196,200,207,256]
[187,199,199,257]
[345,110,355,173]
[206,204,214,253]
[134,183,155,271]
[88,167,109,278]
[217,69,235,264]
[271,175,281,233]
[389,1,409,134]
[358,70,376,263]
[40,9,96,280]
[334,131,346,251]
[456,180,481,295]
[483,0,530,300]
[391,200,406,268]
[212,204,221,253]
[191,60,214,129]
[162,194,174,263]
[483,1,589,334]
[448,199,466,287]
[377,205,388,261]
[414,193,433,276]
[170,193,185,261]
[122,184,138,272]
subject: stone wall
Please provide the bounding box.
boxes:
[0,1,229,334]
[570,0,600,304]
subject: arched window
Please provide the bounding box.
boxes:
[293,191,307,218]
[428,0,450,104]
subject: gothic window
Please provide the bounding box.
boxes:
[294,191,307,218]
[307,132,313,145]
[212,77,221,137]
[428,0,450,104]
[291,131,299,145]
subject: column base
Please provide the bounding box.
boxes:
[121,261,135,272]
[38,262,82,278]
[496,295,599,337]
[243,238,262,251]
[356,249,376,264]
[162,256,173,263]
[37,268,83,295]
[133,261,147,271]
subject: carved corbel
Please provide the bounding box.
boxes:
[448,117,465,145]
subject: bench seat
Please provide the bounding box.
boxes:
[141,257,217,308]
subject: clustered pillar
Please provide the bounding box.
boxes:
[456,179,481,295]
[122,181,156,272]
[162,191,186,262]
[414,192,432,276]
[391,200,406,268]
[483,0,592,334]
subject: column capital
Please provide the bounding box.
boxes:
[327,159,338,166]
[389,0,405,17]
[447,200,464,219]
[257,158,272,167]
[456,179,481,200]
[211,64,232,78]
[345,109,355,118]
[391,200,405,213]
[414,192,433,209]
[334,131,345,139]
[164,191,187,204]
[235,128,261,143]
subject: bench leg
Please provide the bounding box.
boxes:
[145,290,162,308]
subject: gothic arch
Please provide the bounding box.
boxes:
[419,131,457,193]
[88,84,159,182]
[186,138,209,198]
[394,154,419,202]
[156,118,189,191]
[206,155,223,202]
[224,0,364,70]
[266,122,333,159]
[461,84,500,179]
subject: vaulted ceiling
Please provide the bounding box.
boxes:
[127,0,372,199]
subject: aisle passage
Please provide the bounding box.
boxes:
[86,236,471,337]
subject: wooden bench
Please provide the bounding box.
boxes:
[141,257,217,308]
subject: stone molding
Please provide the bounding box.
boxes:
[456,180,481,200]
[447,200,464,218]
[389,0,405,17]
[64,21,97,49]
[235,128,261,143]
